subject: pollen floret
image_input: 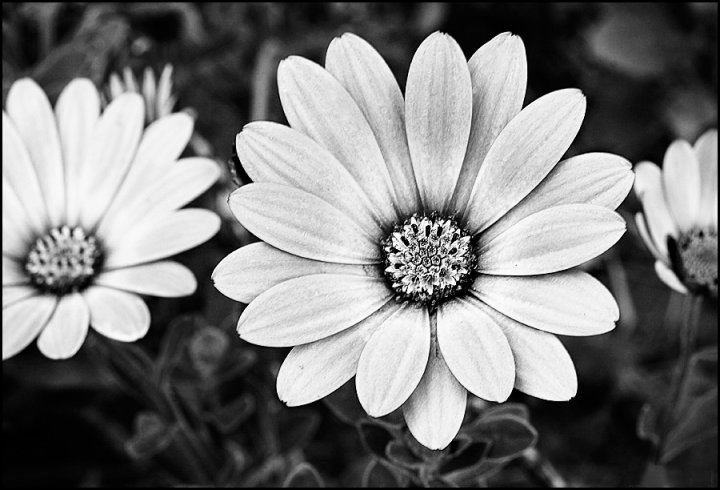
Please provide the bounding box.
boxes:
[382,213,476,307]
[673,228,718,296]
[25,226,103,295]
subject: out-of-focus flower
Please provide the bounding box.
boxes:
[213,32,633,449]
[634,129,718,296]
[106,64,177,124]
[3,78,221,360]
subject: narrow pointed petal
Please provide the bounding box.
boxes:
[3,295,57,360]
[654,261,688,294]
[84,287,150,342]
[694,129,718,230]
[3,256,27,286]
[405,32,473,212]
[3,286,36,308]
[37,293,89,359]
[278,56,399,223]
[477,204,626,275]
[238,274,392,347]
[326,33,421,216]
[212,242,377,304]
[452,33,527,211]
[437,299,515,401]
[96,261,197,297]
[3,180,35,257]
[472,271,618,336]
[662,140,700,232]
[356,305,430,417]
[402,344,467,450]
[463,89,586,234]
[277,301,399,406]
[229,183,382,264]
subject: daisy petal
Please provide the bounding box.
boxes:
[3,180,34,257]
[641,184,678,258]
[326,33,421,216]
[437,298,515,402]
[452,33,527,211]
[229,183,382,264]
[277,301,399,407]
[105,209,220,269]
[402,345,467,450]
[477,204,626,275]
[3,295,57,360]
[470,299,577,401]
[483,153,633,243]
[405,32,472,212]
[236,122,384,235]
[654,260,688,294]
[463,89,586,234]
[633,161,662,200]
[662,140,700,232]
[472,271,618,336]
[237,274,392,347]
[635,213,667,263]
[212,242,376,304]
[3,285,36,308]
[356,305,430,417]
[55,78,101,226]
[3,256,26,286]
[84,287,150,342]
[37,293,89,359]
[96,261,197,297]
[6,79,65,227]
[694,129,718,230]
[278,56,399,224]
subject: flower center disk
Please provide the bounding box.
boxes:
[382,214,476,307]
[676,228,718,296]
[25,226,103,295]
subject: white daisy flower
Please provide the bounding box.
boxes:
[634,129,718,296]
[106,64,177,125]
[213,32,634,450]
[3,77,221,361]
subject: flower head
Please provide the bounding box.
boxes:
[634,129,718,297]
[3,77,221,360]
[106,64,177,125]
[213,32,633,449]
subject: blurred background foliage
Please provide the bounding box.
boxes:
[2,2,717,487]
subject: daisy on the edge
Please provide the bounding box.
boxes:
[106,64,177,125]
[213,32,634,449]
[634,129,718,297]
[3,78,221,360]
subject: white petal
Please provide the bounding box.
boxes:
[635,213,668,263]
[483,153,633,243]
[237,274,392,347]
[477,204,626,275]
[469,299,577,401]
[356,305,430,417]
[3,256,27,286]
[104,209,220,269]
[79,93,145,229]
[278,56,399,224]
[405,32,472,212]
[37,293,89,359]
[402,344,467,450]
[96,261,197,297]
[277,301,400,406]
[633,161,662,200]
[229,183,382,264]
[463,89,586,234]
[84,287,150,342]
[3,286,36,308]
[452,33,527,211]
[3,295,57,360]
[641,182,679,258]
[236,122,384,235]
[694,129,718,230]
[654,261,688,294]
[55,78,101,226]
[472,271,618,336]
[662,140,700,232]
[437,298,515,402]
[3,179,35,257]
[6,79,65,226]
[212,242,376,304]
[326,33,421,216]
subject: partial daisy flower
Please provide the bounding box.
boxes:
[106,64,177,125]
[634,129,718,296]
[213,32,633,450]
[3,78,221,360]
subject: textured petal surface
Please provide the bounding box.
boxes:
[662,140,700,232]
[2,286,36,308]
[472,271,618,336]
[694,129,718,230]
[212,242,377,304]
[96,261,197,297]
[405,32,472,212]
[37,293,89,359]
[237,274,392,347]
[463,89,586,234]
[3,180,35,257]
[3,256,26,286]
[84,287,150,342]
[437,299,515,401]
[3,295,57,360]
[654,260,688,294]
[356,305,430,417]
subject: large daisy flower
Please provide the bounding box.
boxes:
[213,32,633,449]
[3,78,221,361]
[634,129,718,296]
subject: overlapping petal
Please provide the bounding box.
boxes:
[694,129,718,230]
[662,140,700,232]
[3,295,57,360]
[37,293,89,360]
[96,261,197,297]
[84,287,150,342]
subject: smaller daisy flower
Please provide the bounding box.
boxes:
[634,129,718,296]
[106,64,177,124]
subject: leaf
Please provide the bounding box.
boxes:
[464,413,538,461]
[361,460,404,488]
[385,441,423,470]
[125,411,179,459]
[188,325,231,378]
[203,393,256,434]
[358,420,396,461]
[283,462,325,488]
